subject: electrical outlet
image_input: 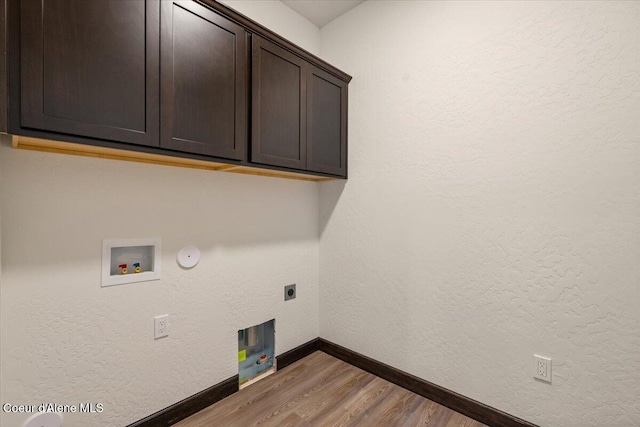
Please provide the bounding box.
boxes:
[154,315,168,339]
[534,354,552,382]
[284,284,296,301]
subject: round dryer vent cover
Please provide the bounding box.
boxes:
[177,245,200,269]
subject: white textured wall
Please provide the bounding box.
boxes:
[319,2,640,427]
[0,4,321,427]
[0,136,319,426]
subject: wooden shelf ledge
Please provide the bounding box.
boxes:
[10,135,334,182]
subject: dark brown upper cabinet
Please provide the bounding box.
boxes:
[19,0,160,147]
[5,0,351,179]
[160,1,247,160]
[251,35,307,170]
[307,65,347,176]
[251,36,348,177]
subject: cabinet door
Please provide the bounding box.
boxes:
[161,1,247,160]
[20,0,159,147]
[251,35,307,170]
[307,66,347,177]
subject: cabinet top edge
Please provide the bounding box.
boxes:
[201,0,352,83]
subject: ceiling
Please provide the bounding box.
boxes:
[281,0,366,28]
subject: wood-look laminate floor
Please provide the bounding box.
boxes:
[175,351,487,427]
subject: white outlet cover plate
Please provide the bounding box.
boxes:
[534,354,552,382]
[154,314,169,339]
[177,246,200,269]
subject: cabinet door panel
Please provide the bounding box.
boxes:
[251,36,306,170]
[307,66,347,176]
[21,0,159,146]
[161,1,247,160]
